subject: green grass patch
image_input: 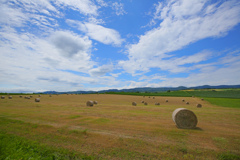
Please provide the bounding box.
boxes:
[106,91,192,97]
[218,152,240,160]
[0,131,93,160]
[204,98,240,108]
[106,90,240,98]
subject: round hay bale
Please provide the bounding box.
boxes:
[172,108,198,129]
[196,104,202,108]
[30,95,33,98]
[144,102,148,105]
[35,98,40,102]
[148,96,151,98]
[8,96,12,99]
[86,101,94,107]
[132,102,137,106]
[38,95,41,97]
[166,99,168,102]
[49,95,52,97]
[93,101,98,104]
[201,98,204,101]
[141,100,144,103]
[182,99,185,102]
[153,97,155,99]
[19,95,22,98]
[155,102,160,105]
[1,96,5,99]
[186,102,189,105]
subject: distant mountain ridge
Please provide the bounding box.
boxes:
[40,85,240,94]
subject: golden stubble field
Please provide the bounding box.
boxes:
[0,94,240,159]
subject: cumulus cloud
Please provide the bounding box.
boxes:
[0,28,95,91]
[50,31,92,58]
[67,19,124,46]
[119,0,240,74]
[89,64,113,76]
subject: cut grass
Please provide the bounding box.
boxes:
[0,94,240,159]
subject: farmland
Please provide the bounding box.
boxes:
[106,89,240,98]
[0,94,240,159]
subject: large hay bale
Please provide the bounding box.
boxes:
[1,96,5,99]
[172,108,198,129]
[86,101,94,107]
[153,97,155,99]
[186,102,189,105]
[30,95,33,98]
[141,100,144,103]
[196,104,202,108]
[35,98,40,102]
[93,101,98,104]
[166,99,168,102]
[182,99,185,102]
[8,96,12,99]
[155,102,160,105]
[201,98,204,101]
[144,102,148,105]
[132,102,137,106]
[19,95,22,98]
[38,95,41,97]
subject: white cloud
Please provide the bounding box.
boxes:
[55,0,99,16]
[0,28,96,91]
[0,3,27,27]
[50,31,92,58]
[89,64,113,76]
[111,2,127,16]
[119,0,240,74]
[96,0,108,7]
[128,50,240,88]
[0,26,125,92]
[67,19,124,46]
[158,59,240,87]
[139,74,167,81]
[0,0,59,32]
[12,0,59,16]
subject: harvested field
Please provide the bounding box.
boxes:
[0,94,239,159]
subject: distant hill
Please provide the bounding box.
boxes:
[39,85,240,94]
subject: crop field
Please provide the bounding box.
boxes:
[0,94,240,159]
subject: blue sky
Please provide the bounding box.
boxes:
[0,0,240,92]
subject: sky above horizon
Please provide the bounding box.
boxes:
[0,0,240,93]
